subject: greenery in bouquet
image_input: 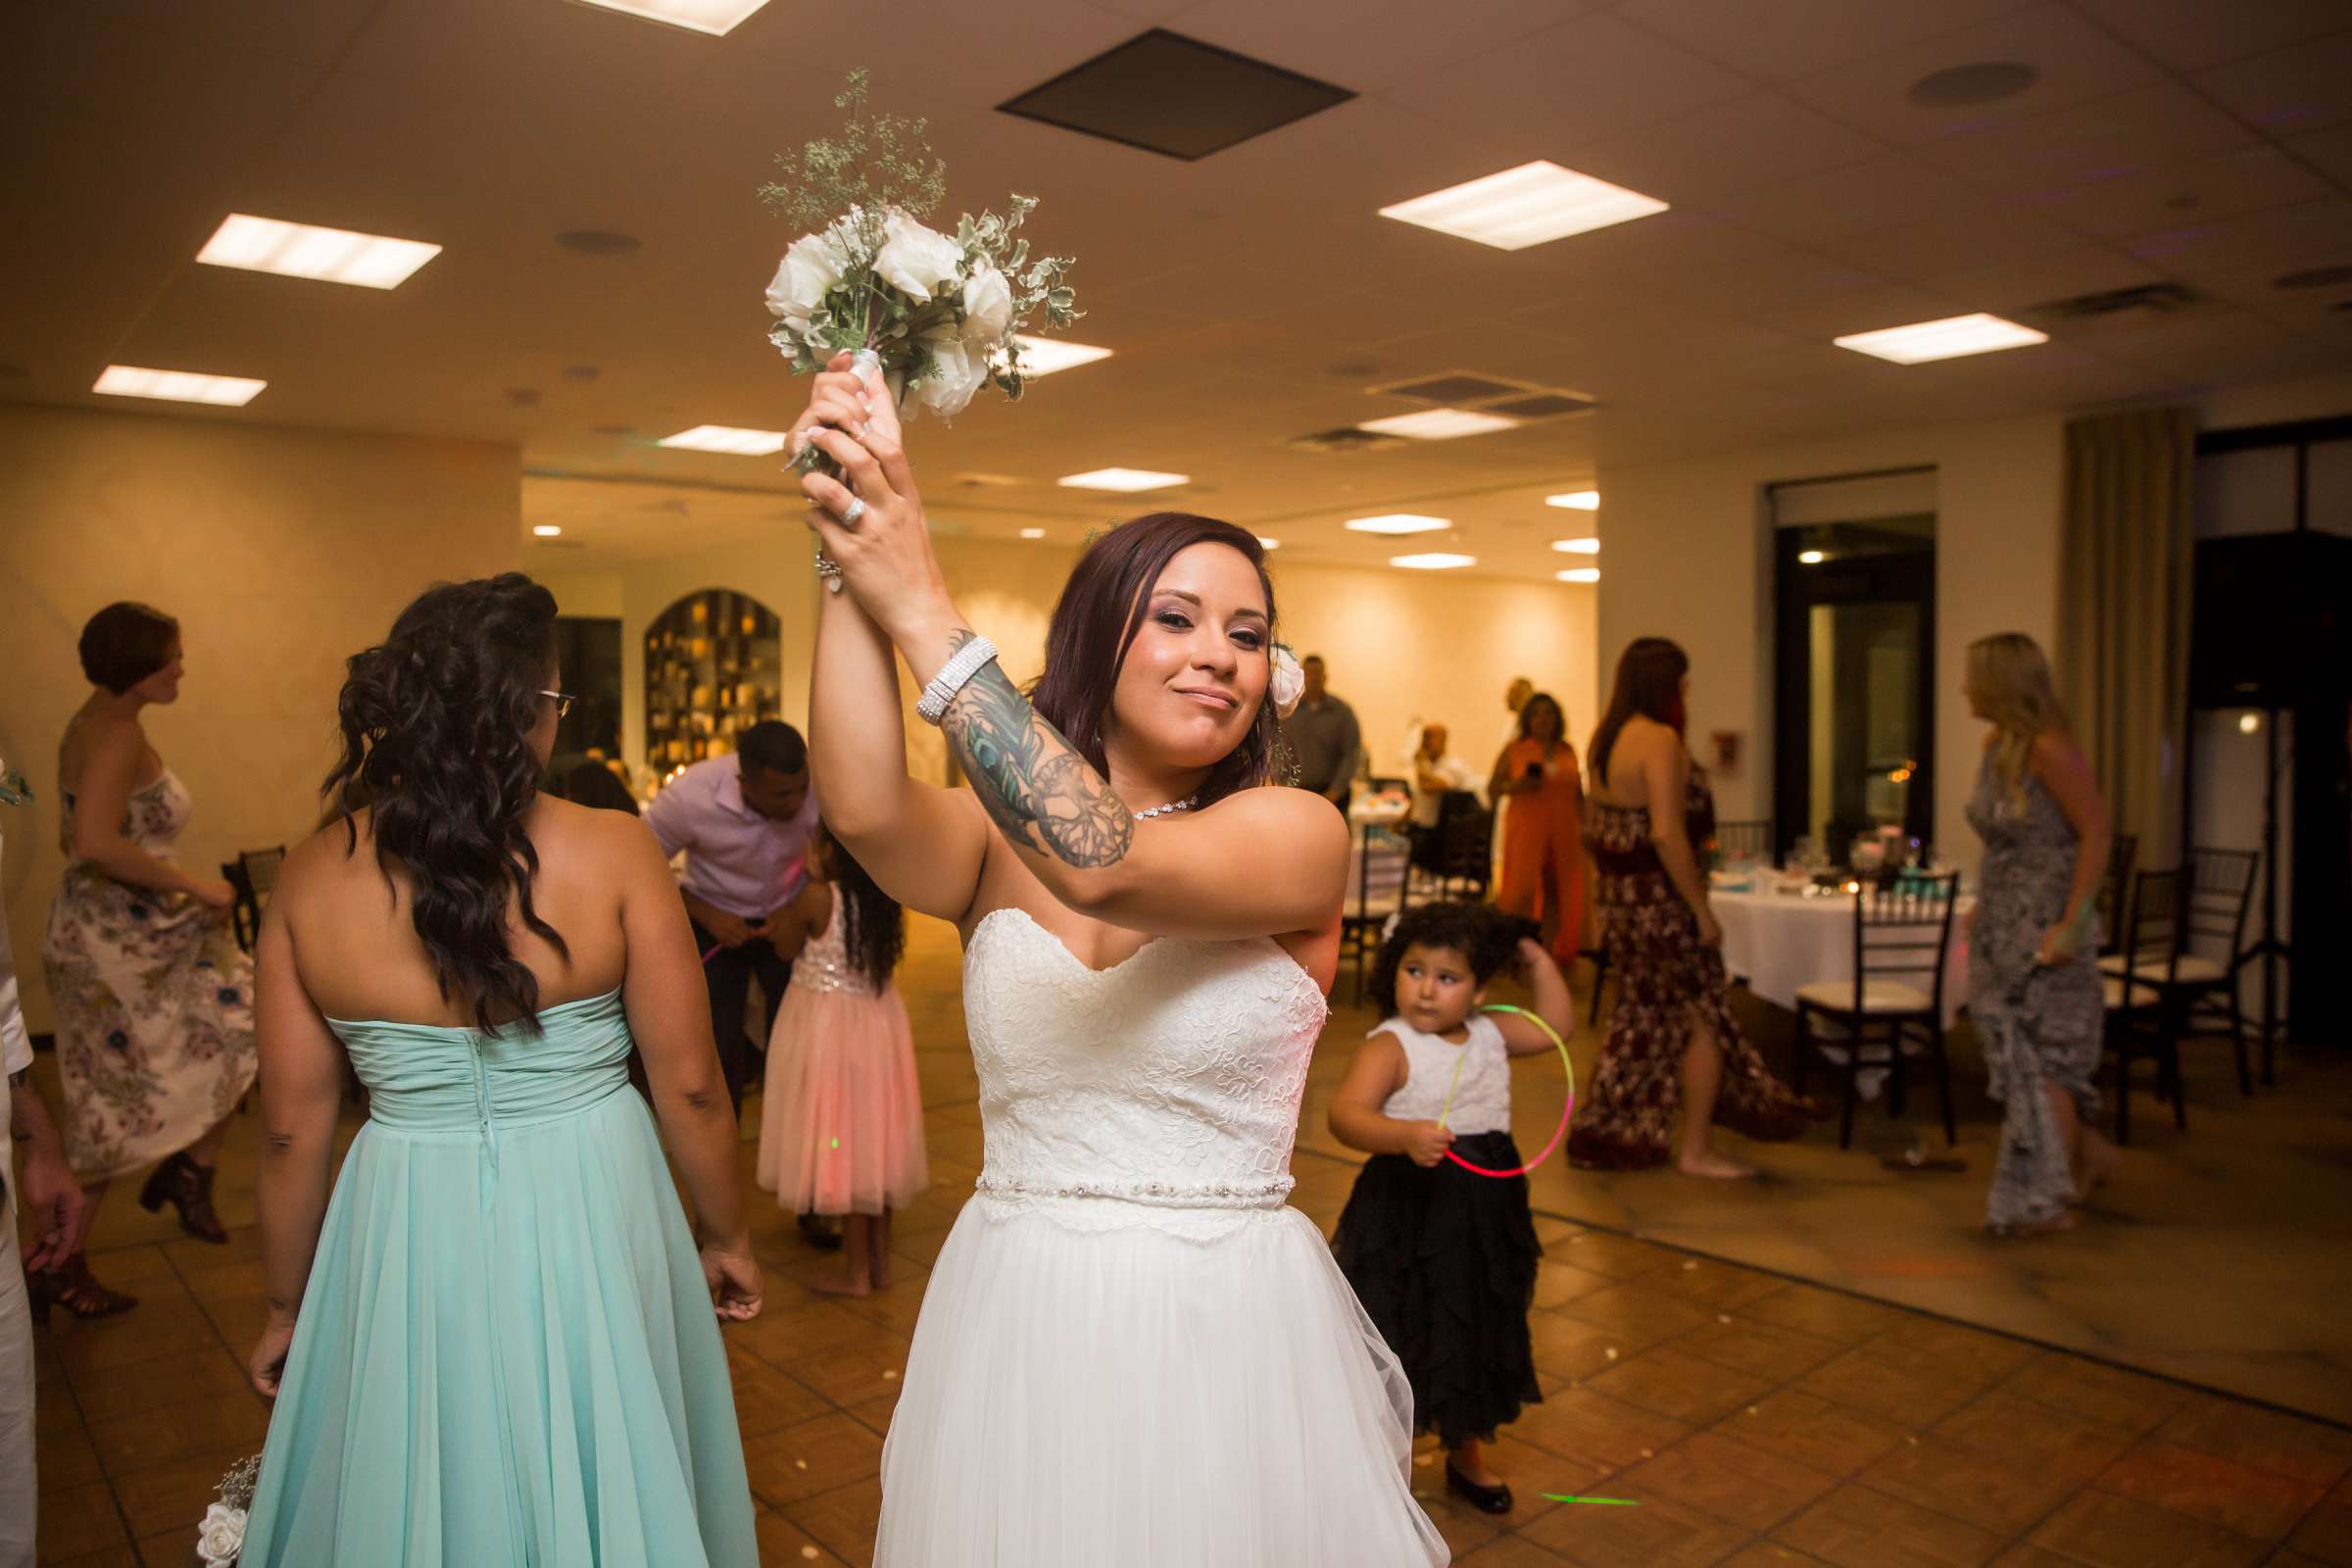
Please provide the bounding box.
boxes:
[194,1454,262,1566]
[760,69,1081,474]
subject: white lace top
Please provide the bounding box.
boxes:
[1375,1014,1511,1137]
[961,907,1328,1230]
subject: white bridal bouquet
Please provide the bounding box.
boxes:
[191,1454,260,1566]
[760,69,1081,472]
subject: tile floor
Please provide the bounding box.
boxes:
[26,915,2352,1565]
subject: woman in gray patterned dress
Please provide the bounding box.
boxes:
[1962,634,2115,1236]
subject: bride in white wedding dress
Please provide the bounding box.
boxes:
[790,355,1447,1566]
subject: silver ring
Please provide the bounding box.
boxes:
[839,496,867,527]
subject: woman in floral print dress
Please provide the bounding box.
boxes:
[1568,638,1808,1176]
[36,604,255,1318]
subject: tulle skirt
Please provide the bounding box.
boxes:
[757,982,928,1216]
[1332,1134,1544,1449]
[874,1194,1449,1567]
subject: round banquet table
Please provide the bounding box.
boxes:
[1712,885,1974,1027]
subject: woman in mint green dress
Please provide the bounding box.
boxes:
[239,574,762,1567]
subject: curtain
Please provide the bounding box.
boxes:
[2059,407,2193,864]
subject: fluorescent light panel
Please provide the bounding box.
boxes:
[533,524,564,537]
[1056,468,1188,492]
[564,0,772,34]
[1557,567,1600,584]
[657,424,789,455]
[1256,536,1281,551]
[1345,514,1449,535]
[1381,161,1668,251]
[1834,313,2047,364]
[1010,335,1112,376]
[1798,549,1827,564]
[197,214,440,289]
[1018,527,1047,539]
[1545,490,1599,511]
[1393,553,1476,570]
[1552,537,1600,555]
[1356,408,1519,441]
[92,366,266,406]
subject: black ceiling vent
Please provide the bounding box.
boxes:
[2024,281,2202,321]
[1483,391,1599,420]
[1288,425,1406,455]
[1371,370,1536,405]
[998,30,1354,161]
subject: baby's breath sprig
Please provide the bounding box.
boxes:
[758,68,946,243]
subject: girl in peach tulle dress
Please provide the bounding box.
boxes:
[758,825,927,1295]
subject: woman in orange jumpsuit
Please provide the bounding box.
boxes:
[1489,692,1588,965]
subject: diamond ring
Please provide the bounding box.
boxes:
[839,496,867,527]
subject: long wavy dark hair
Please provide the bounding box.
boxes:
[1590,636,1690,785]
[324,573,567,1033]
[1029,513,1290,808]
[822,825,905,987]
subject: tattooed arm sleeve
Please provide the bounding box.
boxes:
[939,632,1135,870]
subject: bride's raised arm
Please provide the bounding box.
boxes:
[794,354,1346,943]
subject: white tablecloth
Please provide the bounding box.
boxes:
[1713,887,1973,1026]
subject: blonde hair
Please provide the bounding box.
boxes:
[1968,633,2067,809]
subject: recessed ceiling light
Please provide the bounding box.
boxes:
[91,365,266,406]
[1546,490,1600,511]
[533,524,564,538]
[1009,336,1112,376]
[1798,549,1827,564]
[657,423,789,455]
[1018,526,1047,539]
[1256,536,1281,551]
[1556,566,1600,584]
[1394,553,1477,570]
[1553,537,1600,555]
[564,0,773,35]
[1345,514,1450,535]
[1056,467,1188,492]
[1380,161,1668,251]
[1356,408,1520,441]
[1834,313,2048,364]
[196,215,441,289]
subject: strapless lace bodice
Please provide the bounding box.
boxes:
[961,907,1328,1227]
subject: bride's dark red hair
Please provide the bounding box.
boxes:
[1029,513,1291,808]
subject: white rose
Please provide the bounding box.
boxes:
[912,333,989,420]
[763,226,852,327]
[958,264,1012,348]
[872,211,962,304]
[197,1502,248,1566]
[1269,645,1305,718]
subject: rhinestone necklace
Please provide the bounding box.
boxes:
[1132,795,1198,821]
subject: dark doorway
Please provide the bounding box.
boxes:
[553,616,622,758]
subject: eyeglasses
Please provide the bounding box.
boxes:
[540,690,575,719]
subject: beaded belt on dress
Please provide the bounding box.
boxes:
[974,1173,1294,1210]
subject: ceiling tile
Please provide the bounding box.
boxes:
[2289,124,2352,187]
[1388,10,1751,151]
[1914,81,2253,194]
[1703,153,1989,247]
[1613,0,2037,82]
[2068,0,2352,72]
[1569,93,1886,208]
[1921,244,2170,316]
[2023,142,2337,239]
[1819,200,2082,282]
[1788,3,2161,146]
[2195,30,2352,137]
[1168,0,1576,92]
[2119,197,2352,284]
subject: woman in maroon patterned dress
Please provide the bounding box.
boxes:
[1568,639,1806,1176]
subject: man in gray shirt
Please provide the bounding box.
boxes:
[1284,654,1362,808]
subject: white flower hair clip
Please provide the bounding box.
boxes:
[1380,910,1402,943]
[1269,644,1305,719]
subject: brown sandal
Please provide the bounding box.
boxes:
[138,1151,228,1243]
[26,1254,139,1325]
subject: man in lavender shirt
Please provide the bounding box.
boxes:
[644,721,818,1114]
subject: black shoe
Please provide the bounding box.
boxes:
[1446,1463,1513,1515]
[797,1211,844,1251]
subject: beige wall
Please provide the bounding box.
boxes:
[532,538,1598,798]
[0,404,519,1031]
[1594,412,2069,867]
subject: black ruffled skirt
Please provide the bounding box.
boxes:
[1331,1132,1543,1448]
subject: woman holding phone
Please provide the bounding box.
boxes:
[1490,691,1588,966]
